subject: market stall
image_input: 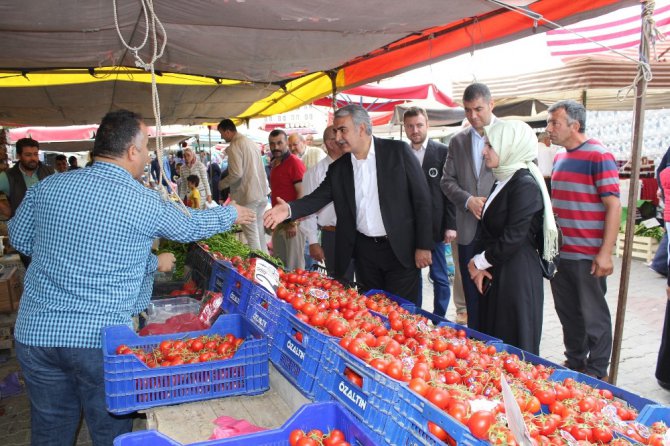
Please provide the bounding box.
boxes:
[100,237,670,445]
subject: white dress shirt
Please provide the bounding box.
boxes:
[473,177,511,270]
[410,140,427,166]
[352,138,387,237]
[300,155,337,245]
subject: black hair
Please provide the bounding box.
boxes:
[16,138,39,155]
[462,83,492,103]
[269,129,287,140]
[187,174,199,187]
[217,119,237,132]
[93,109,144,159]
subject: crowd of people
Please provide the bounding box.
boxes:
[18,81,670,442]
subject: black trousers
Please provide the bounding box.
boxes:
[321,230,355,283]
[656,296,670,384]
[551,258,612,378]
[353,232,420,304]
[457,241,482,331]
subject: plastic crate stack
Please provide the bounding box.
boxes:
[123,246,670,446]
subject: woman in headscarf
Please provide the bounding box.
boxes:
[467,120,559,355]
[178,147,211,209]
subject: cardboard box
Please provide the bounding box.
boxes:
[0,267,22,313]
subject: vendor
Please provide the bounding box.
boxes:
[8,109,256,445]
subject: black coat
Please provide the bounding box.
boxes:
[475,169,544,354]
[289,137,433,278]
[423,139,456,242]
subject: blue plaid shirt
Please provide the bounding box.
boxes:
[9,161,238,348]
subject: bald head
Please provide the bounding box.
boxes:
[288,133,305,157]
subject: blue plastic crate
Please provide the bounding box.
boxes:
[549,369,657,412]
[313,341,402,443]
[388,384,487,446]
[364,289,416,322]
[103,314,269,415]
[114,431,178,446]
[114,402,379,446]
[209,261,254,315]
[637,404,670,425]
[413,308,502,344]
[244,285,288,342]
[269,306,332,399]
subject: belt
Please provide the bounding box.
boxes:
[357,231,389,243]
[319,225,337,232]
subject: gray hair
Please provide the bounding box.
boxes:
[548,100,586,133]
[334,104,372,136]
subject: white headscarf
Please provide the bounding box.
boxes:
[485,120,559,262]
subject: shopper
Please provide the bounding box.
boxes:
[8,109,255,445]
[178,147,211,208]
[467,120,558,354]
[548,100,621,380]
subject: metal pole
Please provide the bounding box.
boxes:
[610,0,651,384]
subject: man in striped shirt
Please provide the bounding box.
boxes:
[548,100,621,381]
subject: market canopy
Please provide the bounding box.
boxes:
[0,0,631,126]
[452,55,670,111]
[7,125,199,152]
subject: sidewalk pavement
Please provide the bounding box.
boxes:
[421,255,670,405]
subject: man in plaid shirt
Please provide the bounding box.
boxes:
[8,109,255,445]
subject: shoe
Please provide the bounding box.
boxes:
[586,372,609,382]
[562,360,587,373]
[455,312,467,326]
[658,379,670,391]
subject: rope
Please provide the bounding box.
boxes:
[112,0,190,215]
[486,0,660,102]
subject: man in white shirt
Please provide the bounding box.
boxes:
[300,126,354,281]
[403,107,456,317]
[218,119,270,253]
[264,105,433,303]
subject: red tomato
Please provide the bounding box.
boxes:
[591,426,613,443]
[426,387,450,410]
[116,344,132,355]
[408,378,429,396]
[467,411,495,440]
[428,421,448,441]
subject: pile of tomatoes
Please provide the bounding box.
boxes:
[289,428,351,446]
[219,262,661,446]
[115,333,244,368]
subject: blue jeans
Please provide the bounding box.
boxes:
[651,231,669,276]
[16,342,132,446]
[417,241,451,316]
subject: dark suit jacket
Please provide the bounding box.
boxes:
[440,128,495,245]
[423,139,456,243]
[289,137,433,277]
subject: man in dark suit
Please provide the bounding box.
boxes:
[264,104,433,303]
[440,83,496,330]
[403,107,456,317]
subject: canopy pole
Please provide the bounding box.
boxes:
[328,71,338,112]
[610,0,651,385]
